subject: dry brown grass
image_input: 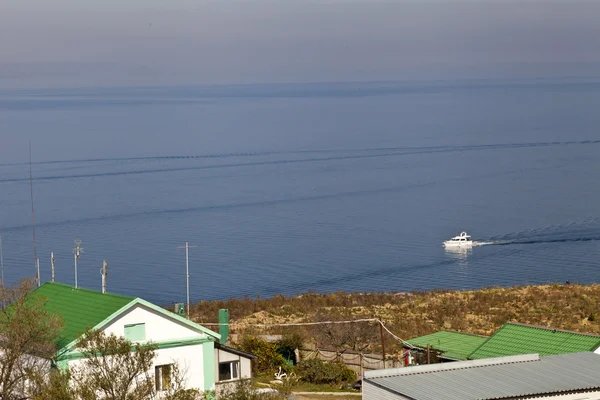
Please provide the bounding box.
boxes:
[294,395,360,400]
[190,283,600,352]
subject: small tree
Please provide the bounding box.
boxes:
[32,330,199,400]
[30,369,74,400]
[70,329,157,400]
[311,308,377,353]
[0,278,62,400]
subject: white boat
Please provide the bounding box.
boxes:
[443,232,473,247]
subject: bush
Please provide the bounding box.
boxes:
[296,359,356,385]
[204,379,286,400]
[236,336,288,376]
[276,333,304,364]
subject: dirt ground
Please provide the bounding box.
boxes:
[293,394,361,400]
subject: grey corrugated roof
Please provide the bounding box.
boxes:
[364,352,600,400]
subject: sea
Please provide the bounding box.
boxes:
[1,78,600,305]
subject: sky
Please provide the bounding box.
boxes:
[1,0,600,88]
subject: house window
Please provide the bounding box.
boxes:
[124,323,146,341]
[219,361,240,381]
[155,364,172,391]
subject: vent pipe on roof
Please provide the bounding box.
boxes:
[219,309,229,344]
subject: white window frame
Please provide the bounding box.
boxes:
[218,360,240,382]
[155,364,173,391]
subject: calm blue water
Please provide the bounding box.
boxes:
[1,79,600,305]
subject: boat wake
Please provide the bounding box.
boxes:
[471,218,600,248]
[472,241,495,246]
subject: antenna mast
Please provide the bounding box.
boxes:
[177,241,196,319]
[101,260,107,294]
[73,238,83,288]
[51,252,55,282]
[0,234,4,284]
[29,142,38,279]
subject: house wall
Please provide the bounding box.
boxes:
[102,304,206,342]
[66,343,207,391]
[62,303,216,392]
[214,348,252,382]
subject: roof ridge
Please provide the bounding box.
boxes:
[467,324,507,358]
[38,282,135,301]
[408,330,488,342]
[366,354,540,380]
[442,330,489,338]
[507,322,600,338]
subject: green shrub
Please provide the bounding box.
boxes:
[206,379,285,400]
[276,333,304,364]
[236,336,288,376]
[296,359,356,385]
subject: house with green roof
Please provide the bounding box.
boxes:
[29,282,226,393]
[405,331,488,362]
[467,322,600,360]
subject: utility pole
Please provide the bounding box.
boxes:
[51,252,55,282]
[73,239,83,288]
[177,241,196,319]
[427,344,431,365]
[0,234,4,284]
[101,260,107,294]
[379,321,387,369]
[36,258,40,287]
[29,143,38,278]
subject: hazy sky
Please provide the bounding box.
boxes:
[2,1,600,87]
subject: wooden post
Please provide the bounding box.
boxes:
[360,353,364,380]
[379,322,387,369]
[427,344,431,364]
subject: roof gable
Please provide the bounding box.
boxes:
[91,298,220,343]
[468,322,600,359]
[406,331,488,360]
[30,282,134,349]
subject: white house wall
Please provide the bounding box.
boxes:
[66,343,206,392]
[215,349,252,381]
[102,304,206,342]
[64,303,215,392]
[217,349,240,363]
[154,344,205,390]
[240,358,251,379]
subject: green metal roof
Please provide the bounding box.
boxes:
[406,331,488,360]
[29,282,134,349]
[468,322,600,359]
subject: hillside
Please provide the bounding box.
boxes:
[190,283,600,352]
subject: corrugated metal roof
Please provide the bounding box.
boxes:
[364,352,600,400]
[29,282,134,349]
[468,322,600,359]
[407,331,488,360]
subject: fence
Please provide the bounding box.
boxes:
[298,347,404,374]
